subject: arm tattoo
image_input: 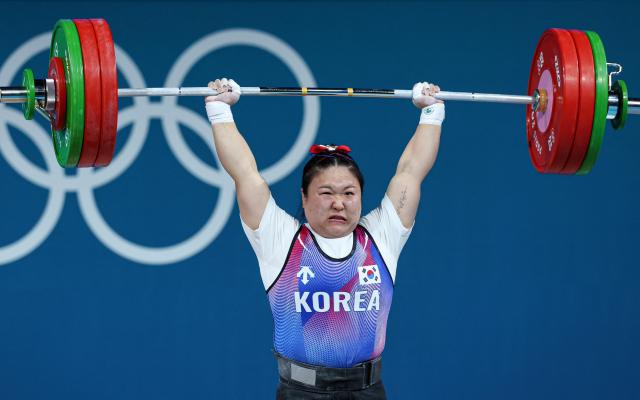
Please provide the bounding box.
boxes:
[398,186,408,210]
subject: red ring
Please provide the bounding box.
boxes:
[47,57,66,132]
[74,19,102,167]
[526,29,580,173]
[561,30,595,174]
[90,18,118,167]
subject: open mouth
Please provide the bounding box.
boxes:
[328,215,347,223]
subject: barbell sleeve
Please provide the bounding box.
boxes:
[0,87,30,103]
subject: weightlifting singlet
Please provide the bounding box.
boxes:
[267,225,394,368]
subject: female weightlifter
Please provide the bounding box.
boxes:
[205,78,444,399]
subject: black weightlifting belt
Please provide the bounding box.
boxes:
[275,353,382,391]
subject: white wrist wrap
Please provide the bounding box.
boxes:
[419,103,445,126]
[206,101,234,124]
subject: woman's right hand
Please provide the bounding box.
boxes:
[205,78,241,105]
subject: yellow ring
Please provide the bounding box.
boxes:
[347,88,354,96]
[302,87,308,96]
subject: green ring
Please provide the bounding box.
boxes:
[49,19,84,167]
[577,31,608,175]
[612,80,628,130]
[21,68,35,120]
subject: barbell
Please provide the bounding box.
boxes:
[0,19,637,174]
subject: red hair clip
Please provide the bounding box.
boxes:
[309,144,352,154]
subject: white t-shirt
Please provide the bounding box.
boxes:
[241,195,413,290]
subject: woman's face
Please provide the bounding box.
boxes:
[302,166,362,238]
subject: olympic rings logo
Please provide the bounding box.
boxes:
[0,29,320,266]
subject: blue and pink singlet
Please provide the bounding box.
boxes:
[267,225,394,368]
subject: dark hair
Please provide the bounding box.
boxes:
[301,148,365,196]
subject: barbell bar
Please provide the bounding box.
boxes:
[1,85,539,104]
[2,86,639,117]
[0,19,636,174]
[3,86,640,111]
[4,84,639,110]
[0,85,640,114]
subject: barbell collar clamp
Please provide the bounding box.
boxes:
[607,62,623,90]
[533,89,547,112]
[42,78,55,112]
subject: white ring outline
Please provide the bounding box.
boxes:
[0,109,65,265]
[0,28,319,265]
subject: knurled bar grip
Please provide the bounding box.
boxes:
[117,86,537,105]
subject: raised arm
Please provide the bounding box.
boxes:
[205,78,270,230]
[386,82,445,228]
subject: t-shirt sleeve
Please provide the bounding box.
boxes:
[241,195,300,290]
[360,194,413,282]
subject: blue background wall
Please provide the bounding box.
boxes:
[1,1,639,399]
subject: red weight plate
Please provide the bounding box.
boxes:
[90,18,118,167]
[47,57,66,131]
[526,29,580,173]
[74,19,102,167]
[561,30,595,174]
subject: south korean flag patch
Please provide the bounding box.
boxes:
[358,265,381,285]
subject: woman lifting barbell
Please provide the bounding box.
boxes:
[205,77,443,399]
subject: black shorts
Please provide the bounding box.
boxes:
[276,379,387,400]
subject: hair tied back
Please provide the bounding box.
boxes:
[309,144,352,155]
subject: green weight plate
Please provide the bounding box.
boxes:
[50,19,85,167]
[612,80,628,130]
[577,31,607,175]
[21,68,35,120]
